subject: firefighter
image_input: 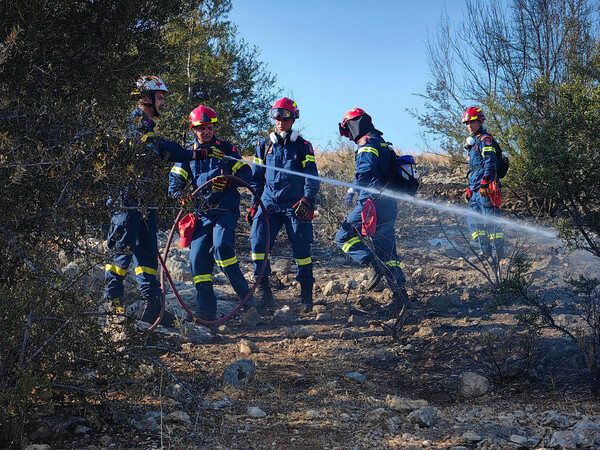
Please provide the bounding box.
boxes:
[335,108,410,316]
[169,105,253,321]
[462,106,505,260]
[247,97,320,314]
[104,76,214,327]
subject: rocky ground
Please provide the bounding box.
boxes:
[22,163,600,449]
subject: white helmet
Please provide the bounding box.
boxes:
[134,75,168,117]
[134,75,168,95]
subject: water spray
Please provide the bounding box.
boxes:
[227,155,558,241]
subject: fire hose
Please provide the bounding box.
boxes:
[148,174,270,330]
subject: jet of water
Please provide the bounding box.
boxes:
[228,155,558,241]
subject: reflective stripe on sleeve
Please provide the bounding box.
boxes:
[301,154,316,168]
[170,166,189,180]
[482,146,496,155]
[358,147,379,157]
[254,157,264,165]
[231,160,248,174]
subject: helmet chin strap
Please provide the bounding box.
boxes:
[141,92,160,118]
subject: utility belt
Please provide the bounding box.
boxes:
[467,165,483,176]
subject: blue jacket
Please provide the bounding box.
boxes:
[250,135,319,212]
[468,128,499,191]
[352,133,393,202]
[117,108,197,207]
[169,137,251,215]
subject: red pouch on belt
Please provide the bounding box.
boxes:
[490,181,502,207]
[360,198,377,236]
[178,213,197,248]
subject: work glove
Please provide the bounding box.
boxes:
[463,136,475,151]
[211,170,231,192]
[360,198,377,236]
[465,187,472,204]
[198,145,224,160]
[344,189,356,208]
[479,178,491,197]
[246,202,259,225]
[293,197,314,220]
[179,194,195,208]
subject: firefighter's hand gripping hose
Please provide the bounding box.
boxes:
[147,173,270,330]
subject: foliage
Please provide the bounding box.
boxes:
[0,0,274,445]
[314,139,356,237]
[415,0,597,159]
[567,275,600,393]
[158,0,277,153]
[489,256,600,393]
[418,0,600,257]
[513,55,600,257]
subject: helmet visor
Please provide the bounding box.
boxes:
[270,108,295,120]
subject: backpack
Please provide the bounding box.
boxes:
[497,151,509,179]
[386,144,419,196]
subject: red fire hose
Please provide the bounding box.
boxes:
[148,174,270,330]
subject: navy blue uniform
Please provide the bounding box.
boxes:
[335,134,406,287]
[169,137,251,319]
[249,135,319,283]
[467,128,504,257]
[104,108,198,300]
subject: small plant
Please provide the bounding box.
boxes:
[487,255,600,393]
[567,275,600,393]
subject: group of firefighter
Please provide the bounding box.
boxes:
[103,76,505,327]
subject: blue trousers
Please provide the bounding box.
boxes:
[250,209,315,283]
[191,210,250,318]
[468,190,505,256]
[104,209,161,299]
[335,198,406,287]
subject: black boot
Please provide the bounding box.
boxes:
[300,282,313,313]
[141,295,176,327]
[379,286,412,318]
[254,277,275,315]
[365,259,384,291]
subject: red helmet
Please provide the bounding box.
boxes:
[339,108,370,137]
[269,97,299,120]
[462,107,485,123]
[189,105,218,127]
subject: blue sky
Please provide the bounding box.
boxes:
[228,1,462,153]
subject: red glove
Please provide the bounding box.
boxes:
[465,187,472,203]
[292,197,314,220]
[479,178,491,197]
[211,170,231,192]
[360,198,377,236]
[246,203,259,225]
